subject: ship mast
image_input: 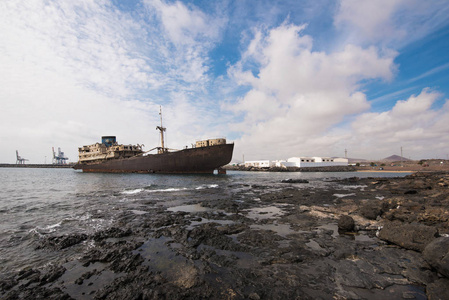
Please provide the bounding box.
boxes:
[156,106,166,154]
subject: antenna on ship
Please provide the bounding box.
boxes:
[156,106,166,154]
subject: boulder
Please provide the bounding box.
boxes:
[360,202,382,220]
[425,278,449,300]
[378,221,438,252]
[338,215,355,232]
[423,237,449,278]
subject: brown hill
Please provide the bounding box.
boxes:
[381,155,412,162]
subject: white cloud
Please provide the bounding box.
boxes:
[227,23,396,160]
[334,0,405,43]
[144,0,226,84]
[334,0,449,46]
[345,89,449,159]
[146,0,221,45]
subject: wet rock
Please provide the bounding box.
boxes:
[404,190,418,194]
[36,233,88,250]
[423,237,449,278]
[337,215,355,232]
[75,269,98,285]
[383,201,425,223]
[173,265,199,288]
[16,267,40,281]
[186,223,243,251]
[281,178,309,183]
[248,292,261,300]
[426,278,449,300]
[80,240,143,270]
[39,265,66,285]
[238,230,284,248]
[378,221,438,252]
[93,227,132,241]
[360,201,382,220]
[4,287,72,300]
[334,259,389,289]
[0,278,17,292]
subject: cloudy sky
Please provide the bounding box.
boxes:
[1,0,449,163]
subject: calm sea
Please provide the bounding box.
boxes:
[0,168,410,275]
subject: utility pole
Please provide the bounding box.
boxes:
[345,149,347,159]
[156,106,166,154]
[401,146,403,167]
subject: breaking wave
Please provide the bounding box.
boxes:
[121,189,144,195]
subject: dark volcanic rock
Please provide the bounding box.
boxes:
[281,178,309,183]
[39,265,66,285]
[426,278,449,300]
[4,287,72,300]
[36,233,88,250]
[360,201,382,220]
[378,221,438,252]
[93,227,132,241]
[423,237,449,278]
[337,215,355,232]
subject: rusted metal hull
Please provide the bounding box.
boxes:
[73,143,234,174]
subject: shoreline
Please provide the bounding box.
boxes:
[0,163,74,168]
[356,169,414,173]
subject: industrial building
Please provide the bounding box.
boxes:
[283,157,348,167]
[243,157,348,168]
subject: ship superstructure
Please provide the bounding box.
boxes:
[77,136,144,163]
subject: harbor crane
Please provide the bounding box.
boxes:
[52,147,69,164]
[16,150,28,164]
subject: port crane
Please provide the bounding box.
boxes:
[52,147,69,164]
[16,150,28,164]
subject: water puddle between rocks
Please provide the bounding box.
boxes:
[333,193,356,198]
[167,204,212,213]
[306,239,326,252]
[340,185,367,191]
[250,223,296,238]
[197,244,259,269]
[354,233,377,243]
[316,223,377,243]
[57,261,121,299]
[187,219,234,230]
[317,223,339,238]
[129,209,148,215]
[244,206,286,220]
[135,236,197,287]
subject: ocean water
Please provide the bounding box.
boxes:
[0,168,410,275]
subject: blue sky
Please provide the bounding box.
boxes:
[1,0,449,163]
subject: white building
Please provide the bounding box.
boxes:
[273,160,286,167]
[283,157,348,168]
[244,160,273,168]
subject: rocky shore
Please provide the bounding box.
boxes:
[2,172,449,299]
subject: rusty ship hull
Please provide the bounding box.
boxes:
[73,143,234,174]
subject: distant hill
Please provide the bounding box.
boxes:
[381,155,412,162]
